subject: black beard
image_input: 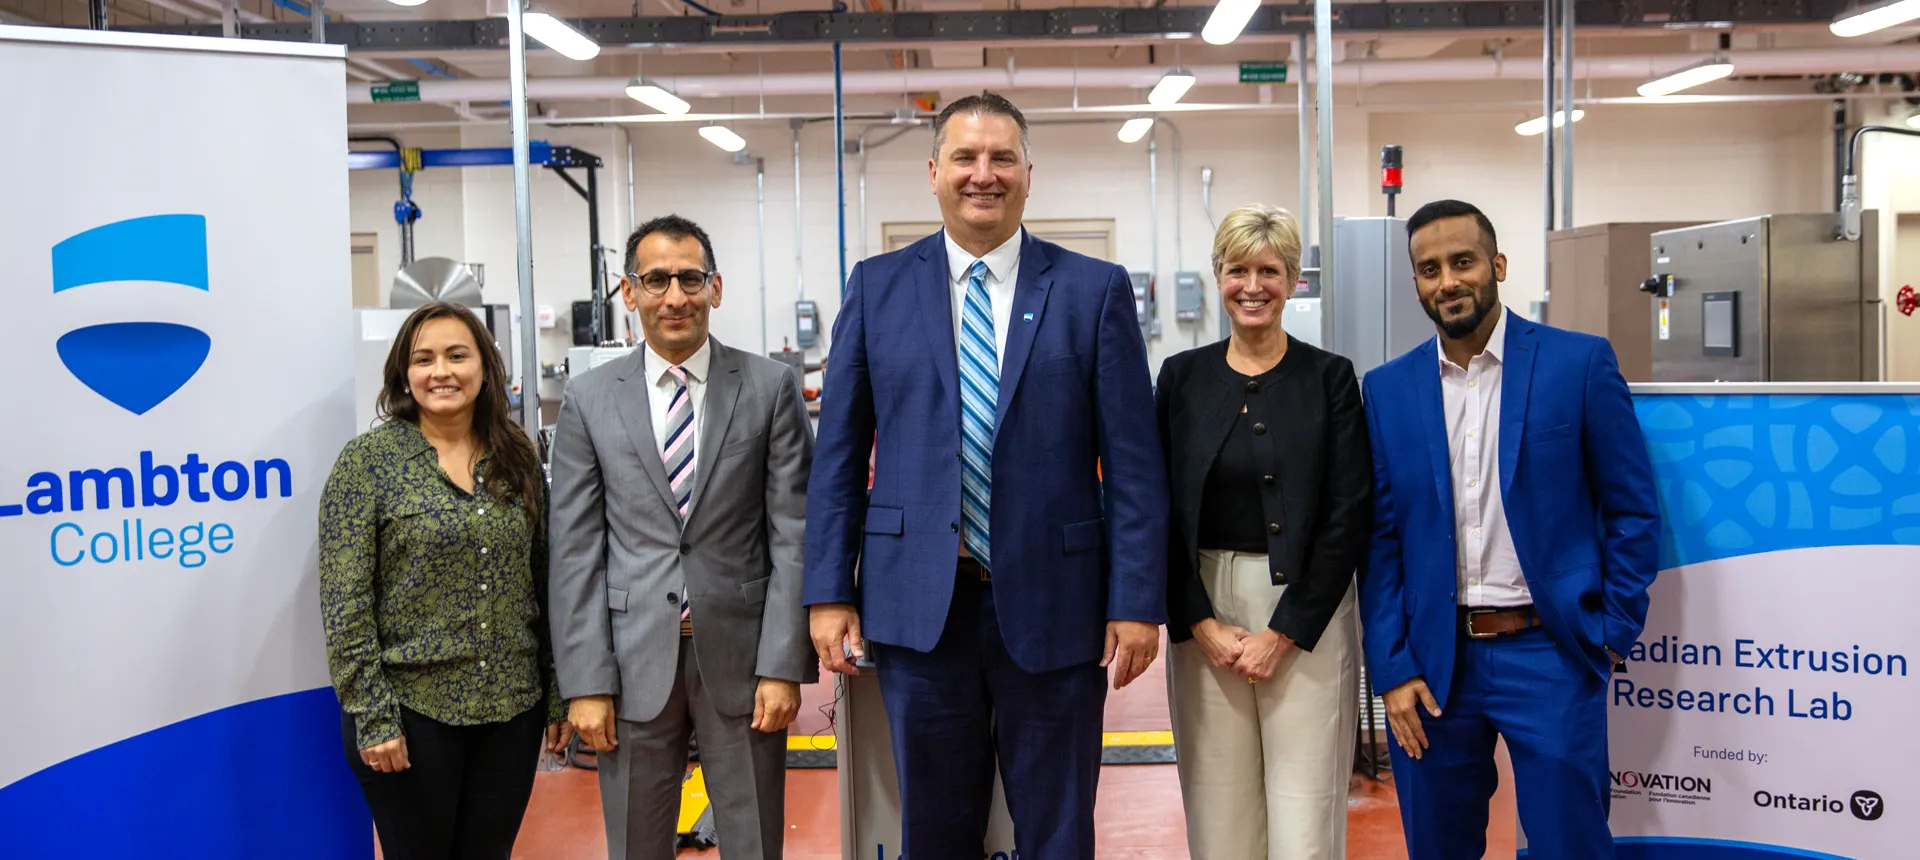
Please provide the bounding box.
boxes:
[1425,290,1493,340]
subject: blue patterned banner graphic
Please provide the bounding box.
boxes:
[1634,393,1920,570]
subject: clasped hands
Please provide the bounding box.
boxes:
[1191,617,1294,683]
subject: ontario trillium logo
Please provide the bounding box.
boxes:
[53,214,212,415]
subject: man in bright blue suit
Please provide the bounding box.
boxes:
[1359,199,1660,860]
[802,92,1167,860]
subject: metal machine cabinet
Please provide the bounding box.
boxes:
[1331,217,1431,375]
[1645,213,1881,383]
[1547,222,1698,382]
[1280,266,1324,349]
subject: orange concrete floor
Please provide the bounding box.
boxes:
[497,653,1518,859]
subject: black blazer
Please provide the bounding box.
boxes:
[1155,336,1373,650]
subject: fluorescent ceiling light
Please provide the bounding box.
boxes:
[1148,69,1196,106]
[1164,31,1195,40]
[1514,109,1585,136]
[387,0,427,7]
[522,12,600,61]
[1118,117,1155,143]
[700,124,747,152]
[1908,113,1920,129]
[1830,0,1920,37]
[1202,0,1260,46]
[1637,59,1734,98]
[626,79,690,115]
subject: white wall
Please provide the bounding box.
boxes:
[349,95,1837,399]
[1365,99,1832,315]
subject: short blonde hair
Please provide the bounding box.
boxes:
[1211,203,1303,283]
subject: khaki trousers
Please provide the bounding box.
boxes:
[1168,549,1360,860]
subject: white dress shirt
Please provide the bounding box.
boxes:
[945,228,1022,367]
[643,337,712,519]
[1440,309,1531,608]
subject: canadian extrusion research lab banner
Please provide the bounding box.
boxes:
[1520,386,1918,860]
[0,26,368,858]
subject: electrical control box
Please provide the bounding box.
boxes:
[1173,270,1204,322]
[795,299,819,349]
[1129,271,1160,339]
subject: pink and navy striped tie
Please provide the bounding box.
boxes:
[662,365,696,521]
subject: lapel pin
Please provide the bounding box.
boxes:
[1023,313,1034,323]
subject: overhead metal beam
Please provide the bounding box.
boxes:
[119,1,1849,51]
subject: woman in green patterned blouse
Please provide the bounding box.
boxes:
[319,301,569,860]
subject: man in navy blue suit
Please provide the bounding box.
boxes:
[1358,199,1660,860]
[802,91,1168,860]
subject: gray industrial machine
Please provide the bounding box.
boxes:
[390,257,484,309]
[1642,213,1881,382]
[1280,266,1324,349]
[1330,217,1432,375]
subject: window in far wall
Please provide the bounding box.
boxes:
[879,219,1116,262]
[351,233,380,308]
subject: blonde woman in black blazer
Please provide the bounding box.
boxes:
[1155,203,1373,860]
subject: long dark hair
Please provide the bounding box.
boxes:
[376,302,544,530]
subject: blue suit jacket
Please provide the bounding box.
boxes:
[1358,310,1660,710]
[802,229,1169,674]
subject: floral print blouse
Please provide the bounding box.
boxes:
[320,419,562,749]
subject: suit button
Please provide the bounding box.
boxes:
[679,542,691,554]
[1263,475,1275,484]
[1253,423,1267,435]
[1245,380,1259,392]
[668,592,679,605]
[1268,523,1282,534]
[951,522,959,532]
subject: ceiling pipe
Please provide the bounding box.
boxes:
[352,57,416,80]
[176,0,268,23]
[348,91,1909,131]
[353,91,1912,131]
[142,0,230,23]
[346,45,1920,105]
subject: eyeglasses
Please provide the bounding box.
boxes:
[630,269,715,295]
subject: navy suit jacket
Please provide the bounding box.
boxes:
[802,229,1169,674]
[1357,310,1660,710]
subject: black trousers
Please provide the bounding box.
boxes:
[341,704,545,860]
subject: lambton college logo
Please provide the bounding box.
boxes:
[52,214,212,415]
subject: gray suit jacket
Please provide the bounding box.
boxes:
[549,337,818,724]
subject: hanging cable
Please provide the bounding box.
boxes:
[394,147,423,267]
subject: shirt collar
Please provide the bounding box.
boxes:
[945,227,1024,286]
[389,418,489,467]
[1437,305,1509,372]
[645,337,713,386]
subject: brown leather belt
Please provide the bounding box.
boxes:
[1459,605,1542,639]
[957,556,991,582]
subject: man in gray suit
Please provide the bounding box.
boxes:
[549,214,817,860]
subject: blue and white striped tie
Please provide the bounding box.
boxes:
[959,260,998,571]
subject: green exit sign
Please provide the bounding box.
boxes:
[370,80,421,103]
[1238,62,1289,84]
